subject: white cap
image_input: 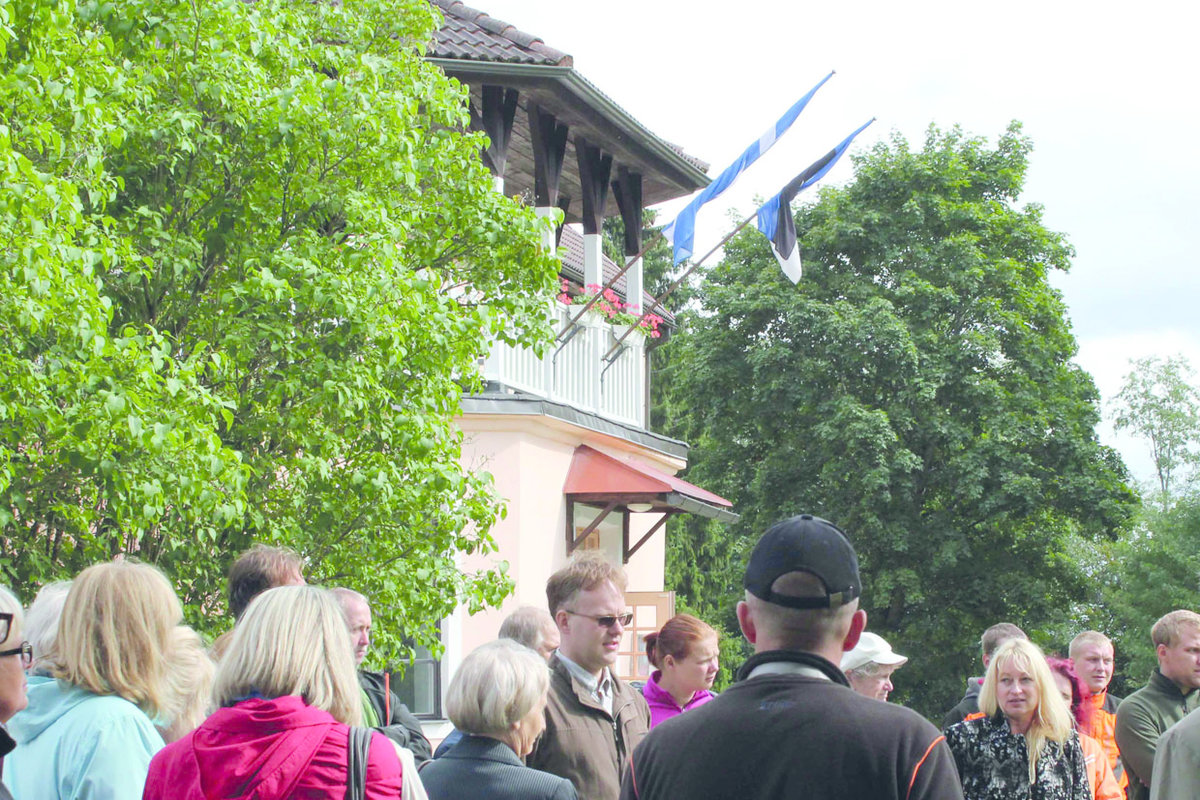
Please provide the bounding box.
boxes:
[841,632,908,672]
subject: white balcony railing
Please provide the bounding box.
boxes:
[482,306,647,428]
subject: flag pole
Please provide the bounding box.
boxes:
[601,211,756,363]
[554,230,665,343]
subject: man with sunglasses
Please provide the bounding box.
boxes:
[527,554,650,800]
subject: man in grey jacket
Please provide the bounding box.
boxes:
[1150,708,1200,800]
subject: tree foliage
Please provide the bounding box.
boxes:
[1,0,559,660]
[659,123,1137,717]
[1113,355,1200,507]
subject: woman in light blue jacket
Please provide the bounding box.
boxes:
[5,561,182,799]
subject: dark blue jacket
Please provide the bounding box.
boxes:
[420,734,577,800]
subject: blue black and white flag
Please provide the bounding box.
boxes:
[662,71,835,265]
[756,118,875,283]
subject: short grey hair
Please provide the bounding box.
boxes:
[0,586,22,646]
[329,587,369,617]
[499,606,554,651]
[845,661,884,679]
[446,639,549,737]
[25,581,71,675]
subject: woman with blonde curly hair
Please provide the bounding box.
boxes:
[6,561,183,799]
[945,638,1089,800]
[144,585,405,799]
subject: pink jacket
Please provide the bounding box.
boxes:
[641,671,715,728]
[143,695,403,799]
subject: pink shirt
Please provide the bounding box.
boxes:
[641,670,716,728]
[143,695,403,799]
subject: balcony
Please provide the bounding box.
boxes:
[482,305,648,429]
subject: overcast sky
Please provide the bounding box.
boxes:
[464,0,1200,483]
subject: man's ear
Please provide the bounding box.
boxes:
[736,600,757,645]
[554,610,571,634]
[842,609,867,652]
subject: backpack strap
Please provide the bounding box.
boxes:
[346,727,373,800]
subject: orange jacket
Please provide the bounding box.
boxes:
[1080,731,1123,800]
[1082,690,1127,791]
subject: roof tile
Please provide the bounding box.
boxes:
[430,0,572,66]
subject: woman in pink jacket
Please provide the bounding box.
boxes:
[641,614,719,728]
[144,585,403,799]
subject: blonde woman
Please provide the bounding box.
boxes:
[6,562,182,799]
[144,585,404,799]
[158,626,215,743]
[945,638,1089,800]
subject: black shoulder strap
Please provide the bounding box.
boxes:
[346,726,372,800]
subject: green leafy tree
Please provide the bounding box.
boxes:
[660,123,1137,718]
[1113,355,1200,508]
[1,0,558,659]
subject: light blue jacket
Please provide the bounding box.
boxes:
[3,675,164,800]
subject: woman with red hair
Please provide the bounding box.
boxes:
[1046,657,1122,800]
[642,614,719,728]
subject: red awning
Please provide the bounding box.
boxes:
[563,445,736,522]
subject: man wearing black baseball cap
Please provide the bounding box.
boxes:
[620,515,963,800]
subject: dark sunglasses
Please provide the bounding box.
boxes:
[0,641,32,670]
[564,610,633,628]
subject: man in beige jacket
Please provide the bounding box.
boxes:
[527,554,650,800]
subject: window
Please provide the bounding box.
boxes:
[618,591,675,683]
[569,501,626,565]
[391,626,443,719]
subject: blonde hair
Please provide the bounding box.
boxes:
[979,638,1073,783]
[446,639,549,738]
[160,626,216,742]
[1152,610,1200,648]
[1068,630,1113,659]
[545,553,627,615]
[213,586,362,725]
[53,561,182,719]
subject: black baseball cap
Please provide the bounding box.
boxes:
[743,514,861,609]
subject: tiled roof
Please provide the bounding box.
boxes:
[430,0,571,66]
[557,226,676,327]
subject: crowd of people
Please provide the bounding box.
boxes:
[1,515,1198,799]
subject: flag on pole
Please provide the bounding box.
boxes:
[662,71,835,265]
[756,118,875,283]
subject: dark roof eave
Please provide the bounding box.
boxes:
[428,57,710,192]
[662,491,739,523]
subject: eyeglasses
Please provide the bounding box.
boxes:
[0,613,9,644]
[0,641,32,670]
[564,610,633,628]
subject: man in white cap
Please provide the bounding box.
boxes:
[841,632,908,702]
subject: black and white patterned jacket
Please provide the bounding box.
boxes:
[944,713,1090,800]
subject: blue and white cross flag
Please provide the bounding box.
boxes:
[662,71,835,265]
[755,118,875,283]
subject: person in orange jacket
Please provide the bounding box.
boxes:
[1070,631,1126,793]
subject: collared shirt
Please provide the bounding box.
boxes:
[556,650,615,715]
[746,660,834,682]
